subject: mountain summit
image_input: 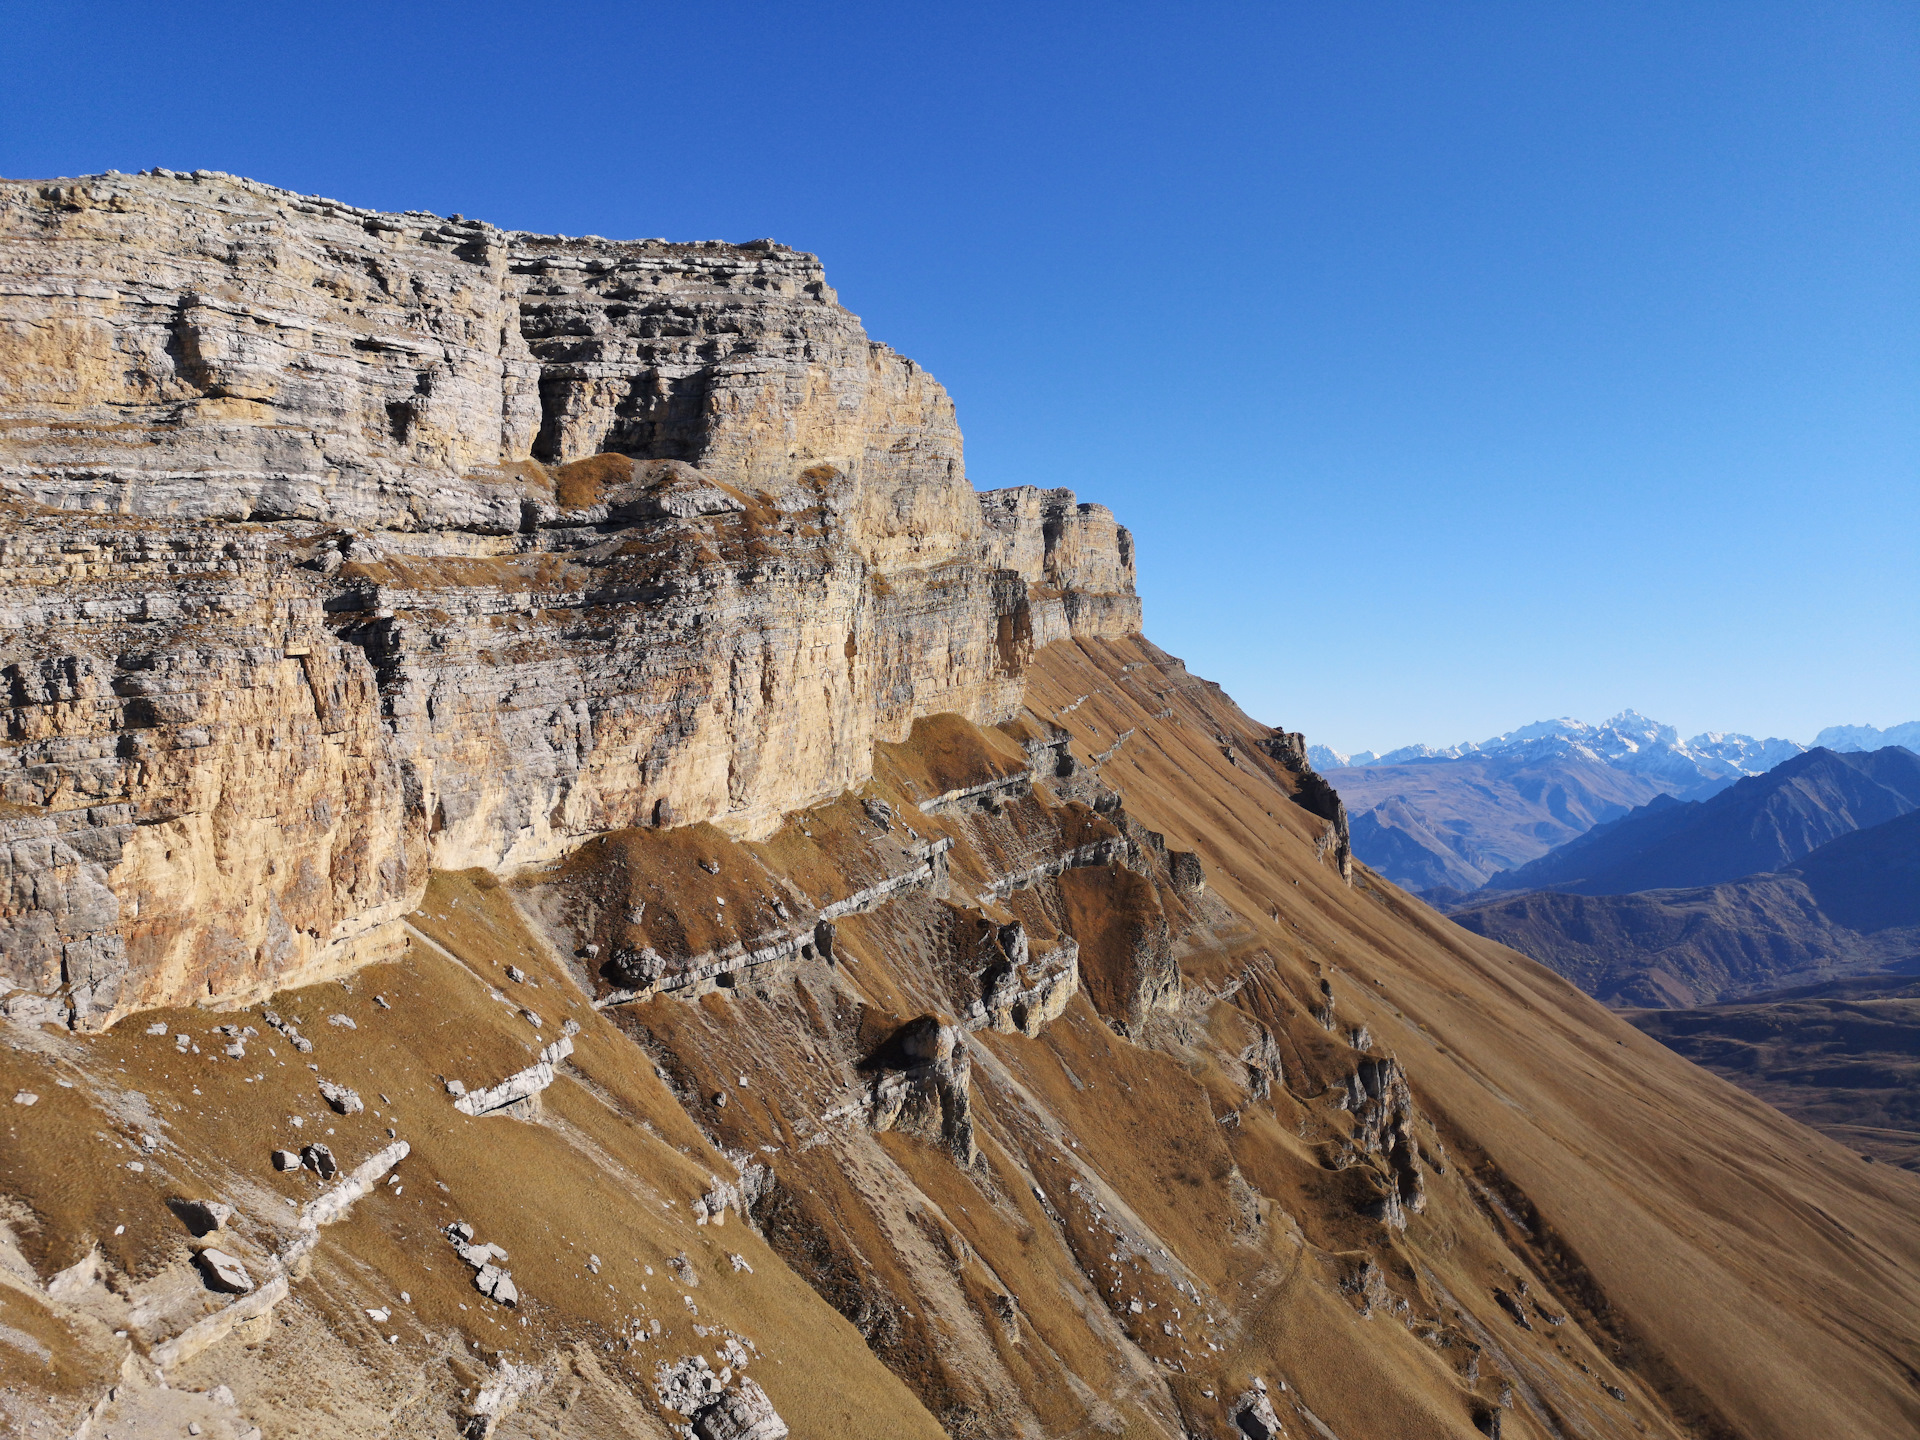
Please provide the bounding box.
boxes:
[1313,708,1806,788]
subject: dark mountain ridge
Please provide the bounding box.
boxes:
[1447,807,1920,1006]
[1473,745,1920,899]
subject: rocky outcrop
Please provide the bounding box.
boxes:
[451,1035,575,1116]
[867,1015,976,1163]
[0,169,1140,1029]
[296,1139,410,1230]
[964,922,1079,1036]
[1333,1055,1425,1227]
[692,1378,789,1440]
[1260,729,1352,881]
[978,485,1142,647]
[596,839,953,1005]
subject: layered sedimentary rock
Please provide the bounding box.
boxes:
[0,170,1136,1028]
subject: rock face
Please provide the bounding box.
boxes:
[692,1377,789,1440]
[0,169,1138,1029]
[868,1015,976,1163]
[1259,730,1352,881]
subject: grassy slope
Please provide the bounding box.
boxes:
[0,870,948,1440]
[4,632,1918,1439]
[1627,974,1920,1170]
[1022,635,1920,1440]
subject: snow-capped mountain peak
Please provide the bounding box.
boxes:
[1309,711,1817,791]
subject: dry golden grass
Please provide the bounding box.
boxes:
[0,870,947,1437]
[8,634,1920,1439]
[551,452,634,510]
[1017,635,1920,1440]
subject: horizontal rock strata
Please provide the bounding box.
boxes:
[0,170,1139,1028]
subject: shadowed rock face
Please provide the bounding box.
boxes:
[0,170,1137,1028]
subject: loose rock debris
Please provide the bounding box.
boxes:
[447,1221,520,1306]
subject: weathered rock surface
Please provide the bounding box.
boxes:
[298,1139,409,1229]
[0,170,1138,1029]
[867,1014,977,1163]
[964,921,1079,1035]
[194,1247,253,1294]
[692,1377,789,1440]
[452,1034,573,1115]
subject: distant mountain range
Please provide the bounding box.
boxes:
[1312,713,1920,774]
[1809,720,1920,753]
[1341,754,1671,893]
[1474,745,1920,897]
[1317,710,1918,892]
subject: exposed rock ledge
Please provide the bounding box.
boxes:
[0,169,1141,1028]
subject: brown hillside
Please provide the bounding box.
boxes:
[4,635,1916,1439]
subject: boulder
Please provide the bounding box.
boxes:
[1228,1388,1283,1440]
[693,1378,789,1440]
[474,1263,518,1306]
[196,1248,254,1294]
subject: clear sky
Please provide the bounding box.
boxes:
[6,2,1915,753]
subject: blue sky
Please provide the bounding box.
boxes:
[7,2,1915,752]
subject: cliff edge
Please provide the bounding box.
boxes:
[0,169,1136,1027]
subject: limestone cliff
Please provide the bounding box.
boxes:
[0,170,1137,1028]
[3,173,1918,1440]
